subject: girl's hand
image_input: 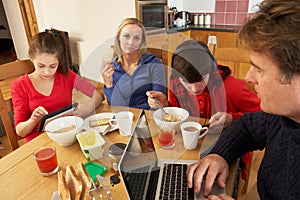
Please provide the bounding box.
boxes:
[31,106,48,121]
[100,61,114,88]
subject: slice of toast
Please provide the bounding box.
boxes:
[58,171,71,200]
[66,166,82,200]
[76,163,92,200]
[89,118,110,127]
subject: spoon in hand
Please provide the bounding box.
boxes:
[152,98,176,121]
[153,98,168,115]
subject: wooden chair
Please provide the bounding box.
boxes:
[146,45,170,99]
[209,44,254,92]
[209,44,254,194]
[0,60,35,151]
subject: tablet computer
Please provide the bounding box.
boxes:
[37,102,78,132]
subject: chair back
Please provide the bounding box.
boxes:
[210,44,254,92]
[0,60,35,150]
[146,45,169,99]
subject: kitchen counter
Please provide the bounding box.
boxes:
[167,24,241,34]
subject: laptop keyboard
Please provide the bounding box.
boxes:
[128,165,150,199]
[159,163,193,200]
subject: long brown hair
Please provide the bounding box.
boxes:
[238,0,300,83]
[114,18,147,65]
[28,28,69,75]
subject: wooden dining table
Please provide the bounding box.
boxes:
[0,104,238,200]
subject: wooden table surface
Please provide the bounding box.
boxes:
[0,104,237,200]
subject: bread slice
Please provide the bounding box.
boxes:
[65,165,82,200]
[76,163,92,200]
[89,118,110,127]
[57,171,71,200]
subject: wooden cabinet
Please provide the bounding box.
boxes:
[147,33,168,49]
[190,30,238,48]
[167,31,191,66]
[146,30,250,83]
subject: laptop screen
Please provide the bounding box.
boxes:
[119,110,158,200]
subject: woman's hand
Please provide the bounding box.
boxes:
[30,106,48,121]
[100,61,114,88]
[146,91,168,109]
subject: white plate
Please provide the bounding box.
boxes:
[83,112,117,133]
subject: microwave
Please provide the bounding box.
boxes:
[138,0,168,35]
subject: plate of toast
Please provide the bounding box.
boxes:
[83,112,117,134]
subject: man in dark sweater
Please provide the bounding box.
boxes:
[186,0,300,199]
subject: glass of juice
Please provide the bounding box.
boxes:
[33,146,59,176]
[158,129,175,149]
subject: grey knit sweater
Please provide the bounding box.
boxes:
[210,111,300,199]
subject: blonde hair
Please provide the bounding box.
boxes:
[114,18,147,65]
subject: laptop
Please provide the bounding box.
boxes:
[118,110,225,200]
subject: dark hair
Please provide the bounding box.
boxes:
[171,40,216,83]
[238,0,300,83]
[114,18,147,65]
[28,28,69,75]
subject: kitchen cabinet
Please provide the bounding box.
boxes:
[190,30,238,48]
[167,31,190,66]
[147,33,168,49]
[146,30,250,84]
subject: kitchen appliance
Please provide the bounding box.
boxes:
[138,0,168,35]
[177,11,191,25]
[168,10,176,28]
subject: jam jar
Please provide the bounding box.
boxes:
[108,143,126,171]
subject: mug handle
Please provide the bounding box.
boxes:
[199,127,209,139]
[109,119,118,128]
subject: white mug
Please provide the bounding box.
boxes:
[180,121,208,150]
[109,111,133,136]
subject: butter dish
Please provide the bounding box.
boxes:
[76,129,105,161]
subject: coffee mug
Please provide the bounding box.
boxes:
[109,111,134,136]
[180,121,208,150]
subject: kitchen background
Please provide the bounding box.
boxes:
[169,0,262,25]
[2,0,262,65]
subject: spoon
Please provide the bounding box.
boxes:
[153,98,168,116]
[152,98,177,122]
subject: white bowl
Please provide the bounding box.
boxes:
[153,107,189,132]
[45,116,84,146]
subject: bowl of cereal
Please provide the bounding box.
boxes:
[153,107,189,132]
[45,116,84,146]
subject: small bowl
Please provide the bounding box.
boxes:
[153,107,189,132]
[45,116,84,146]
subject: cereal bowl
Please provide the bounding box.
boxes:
[153,107,189,132]
[45,116,84,146]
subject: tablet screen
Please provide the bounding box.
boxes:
[37,102,78,132]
